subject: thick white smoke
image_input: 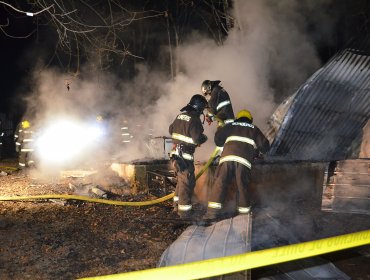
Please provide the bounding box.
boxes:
[23,0,333,171]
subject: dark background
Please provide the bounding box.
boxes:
[1,1,370,120]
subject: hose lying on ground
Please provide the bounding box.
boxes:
[0,147,220,206]
[0,193,175,206]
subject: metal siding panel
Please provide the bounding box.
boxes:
[269,47,370,161]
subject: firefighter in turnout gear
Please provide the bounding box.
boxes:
[201,80,235,126]
[203,110,270,222]
[14,120,35,169]
[0,120,3,159]
[169,94,208,219]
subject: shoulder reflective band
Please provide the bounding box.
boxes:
[225,136,257,149]
[78,229,370,280]
[224,119,234,124]
[216,100,231,111]
[220,155,251,169]
[208,201,222,209]
[178,204,192,211]
[172,133,195,145]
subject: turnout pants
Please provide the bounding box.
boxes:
[19,151,34,168]
[172,159,196,216]
[206,161,251,219]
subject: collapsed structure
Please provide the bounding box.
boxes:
[20,38,368,279]
[105,39,370,279]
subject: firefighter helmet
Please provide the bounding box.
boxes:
[188,94,208,112]
[96,115,103,122]
[21,120,30,129]
[201,80,221,96]
[201,80,212,95]
[236,110,253,122]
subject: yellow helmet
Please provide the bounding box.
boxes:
[21,120,30,129]
[96,115,103,122]
[236,110,253,122]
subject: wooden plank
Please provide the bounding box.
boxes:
[321,159,370,214]
[331,197,370,214]
[332,173,369,185]
[334,184,370,198]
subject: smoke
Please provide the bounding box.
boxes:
[20,0,336,174]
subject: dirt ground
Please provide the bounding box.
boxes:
[0,158,187,280]
[0,158,369,280]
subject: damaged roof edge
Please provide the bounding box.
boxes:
[266,44,370,162]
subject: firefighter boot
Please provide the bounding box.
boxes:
[172,202,178,213]
[178,209,194,220]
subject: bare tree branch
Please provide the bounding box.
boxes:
[0,1,53,16]
[0,0,231,75]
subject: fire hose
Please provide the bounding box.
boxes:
[0,165,18,171]
[0,147,221,206]
[195,146,221,180]
[0,193,174,206]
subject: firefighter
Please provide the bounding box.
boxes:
[203,109,270,222]
[121,119,133,144]
[201,80,235,127]
[169,94,208,219]
[0,120,3,159]
[14,120,35,170]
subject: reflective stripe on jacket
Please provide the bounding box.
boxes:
[207,85,235,123]
[216,118,270,169]
[169,110,206,151]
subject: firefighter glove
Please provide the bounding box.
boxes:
[205,115,213,125]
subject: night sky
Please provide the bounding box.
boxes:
[0,4,34,118]
[1,1,370,119]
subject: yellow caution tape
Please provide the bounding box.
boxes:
[0,193,174,206]
[79,229,370,280]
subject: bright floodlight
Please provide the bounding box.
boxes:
[35,119,104,166]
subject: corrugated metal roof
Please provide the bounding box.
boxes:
[268,45,370,161]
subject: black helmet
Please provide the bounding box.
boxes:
[201,80,221,96]
[181,94,208,113]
